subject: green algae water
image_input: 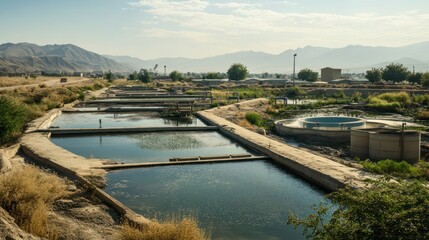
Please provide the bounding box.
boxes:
[51,131,253,163]
[51,112,206,128]
[106,161,328,240]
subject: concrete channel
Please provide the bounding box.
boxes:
[38,126,218,135]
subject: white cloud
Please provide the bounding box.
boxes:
[128,0,429,57]
[213,2,262,9]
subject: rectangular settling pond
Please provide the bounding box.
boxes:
[106,161,328,240]
[51,131,253,163]
[51,112,206,128]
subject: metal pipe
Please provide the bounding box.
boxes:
[401,122,406,161]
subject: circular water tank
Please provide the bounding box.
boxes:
[299,116,365,129]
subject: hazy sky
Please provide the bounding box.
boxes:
[1,0,429,59]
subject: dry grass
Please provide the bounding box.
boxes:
[0,76,95,87]
[0,165,68,238]
[121,218,210,240]
[0,76,43,87]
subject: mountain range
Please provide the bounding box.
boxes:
[1,41,429,74]
[105,41,429,73]
[0,42,130,73]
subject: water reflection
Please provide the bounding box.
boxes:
[106,161,329,240]
[51,132,253,163]
[51,113,206,128]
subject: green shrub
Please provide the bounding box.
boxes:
[0,96,30,144]
[413,94,429,105]
[367,97,401,112]
[288,180,429,240]
[245,112,264,127]
[376,92,411,106]
[362,159,423,178]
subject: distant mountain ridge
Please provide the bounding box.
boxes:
[0,42,130,73]
[105,41,429,73]
[1,41,428,74]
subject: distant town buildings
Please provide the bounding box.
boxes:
[321,67,342,82]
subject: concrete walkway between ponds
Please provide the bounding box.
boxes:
[97,155,270,170]
[197,100,378,191]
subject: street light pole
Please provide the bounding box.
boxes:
[293,53,297,87]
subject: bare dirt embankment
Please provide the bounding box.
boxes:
[2,153,121,239]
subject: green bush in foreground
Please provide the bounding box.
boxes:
[362,159,429,180]
[288,180,429,240]
[0,96,30,144]
[245,112,264,127]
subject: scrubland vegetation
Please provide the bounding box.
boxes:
[121,218,209,240]
[0,76,51,87]
[362,159,429,180]
[0,80,107,145]
[0,166,68,239]
[288,179,429,240]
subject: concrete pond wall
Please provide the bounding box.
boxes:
[275,119,352,144]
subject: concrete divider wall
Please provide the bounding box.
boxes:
[198,111,376,191]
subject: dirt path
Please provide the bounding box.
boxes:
[0,77,92,91]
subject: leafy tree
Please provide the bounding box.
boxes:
[169,70,183,82]
[382,63,410,83]
[104,70,116,82]
[421,72,429,88]
[227,63,249,80]
[128,71,138,80]
[138,69,152,83]
[365,68,382,83]
[288,180,429,240]
[204,72,222,79]
[407,72,423,84]
[297,68,318,82]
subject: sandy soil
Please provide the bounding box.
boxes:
[3,153,122,240]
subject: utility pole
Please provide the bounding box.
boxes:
[293,53,297,87]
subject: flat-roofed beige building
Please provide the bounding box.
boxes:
[321,67,341,82]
